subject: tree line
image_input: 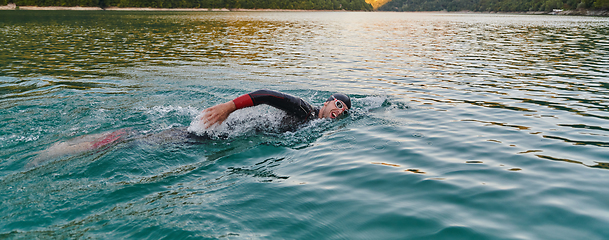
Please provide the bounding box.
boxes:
[0,0,373,10]
[377,0,608,12]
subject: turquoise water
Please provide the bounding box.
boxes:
[1,10,609,239]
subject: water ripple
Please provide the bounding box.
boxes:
[2,11,609,239]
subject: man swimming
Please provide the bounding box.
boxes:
[201,89,351,129]
[28,90,351,168]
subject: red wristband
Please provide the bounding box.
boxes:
[233,94,254,109]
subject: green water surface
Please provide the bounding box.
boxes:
[1,10,609,239]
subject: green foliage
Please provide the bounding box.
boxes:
[543,0,562,11]
[4,0,372,10]
[594,0,609,8]
[378,0,608,11]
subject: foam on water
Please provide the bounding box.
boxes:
[143,105,200,118]
[354,96,388,111]
[188,105,293,139]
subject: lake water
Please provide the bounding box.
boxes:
[1,10,608,239]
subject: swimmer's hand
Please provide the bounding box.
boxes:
[201,100,237,129]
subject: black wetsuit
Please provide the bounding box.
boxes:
[236,89,319,121]
[184,90,320,140]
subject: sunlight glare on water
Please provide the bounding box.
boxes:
[1,11,609,239]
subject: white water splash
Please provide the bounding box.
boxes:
[188,106,290,139]
[145,105,200,117]
[355,96,387,111]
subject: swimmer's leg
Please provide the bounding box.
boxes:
[128,127,210,146]
[27,129,130,169]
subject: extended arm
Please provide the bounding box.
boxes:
[200,90,316,128]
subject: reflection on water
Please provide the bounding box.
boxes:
[1,11,609,239]
[1,11,331,79]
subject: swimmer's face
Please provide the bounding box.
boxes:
[319,98,348,119]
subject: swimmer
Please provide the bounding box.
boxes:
[201,89,351,129]
[28,90,351,168]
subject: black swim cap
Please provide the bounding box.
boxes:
[327,93,351,109]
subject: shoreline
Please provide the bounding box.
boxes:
[1,4,607,16]
[0,4,347,12]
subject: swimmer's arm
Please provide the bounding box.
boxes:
[242,89,312,118]
[201,91,255,128]
[201,89,306,127]
[201,100,237,128]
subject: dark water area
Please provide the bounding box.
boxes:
[1,10,609,239]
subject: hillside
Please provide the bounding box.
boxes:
[376,0,608,12]
[0,0,373,10]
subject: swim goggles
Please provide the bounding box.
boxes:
[330,96,346,110]
[334,98,346,110]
